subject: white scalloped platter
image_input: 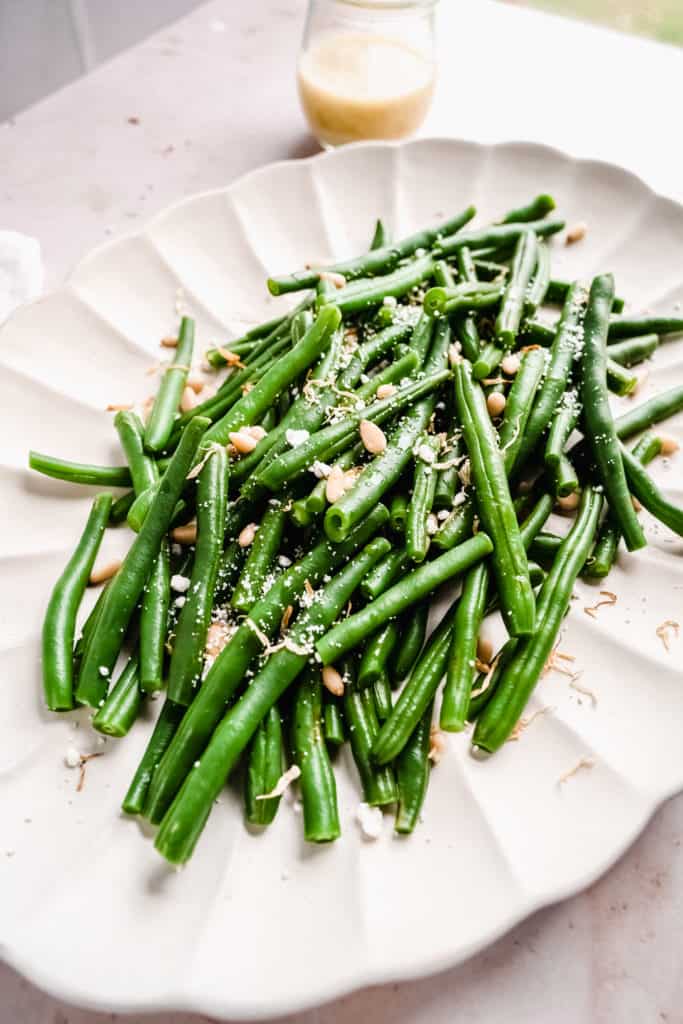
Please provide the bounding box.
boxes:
[1,139,682,1020]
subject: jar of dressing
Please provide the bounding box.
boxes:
[298,0,437,148]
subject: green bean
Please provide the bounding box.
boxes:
[466,638,518,721]
[500,194,556,223]
[188,333,293,424]
[144,316,195,452]
[614,384,683,439]
[204,305,340,447]
[495,230,538,348]
[204,312,291,367]
[372,673,393,721]
[267,207,475,295]
[143,506,389,823]
[370,218,390,250]
[474,487,602,752]
[29,451,132,488]
[358,622,399,689]
[473,259,509,281]
[389,493,409,536]
[316,533,493,665]
[607,333,659,366]
[114,411,158,493]
[512,282,587,474]
[529,531,563,562]
[231,503,286,613]
[526,242,551,312]
[472,343,504,380]
[433,463,459,510]
[360,548,409,600]
[391,603,429,682]
[432,496,475,551]
[139,539,170,694]
[406,433,440,562]
[522,319,556,346]
[257,369,450,494]
[423,282,503,317]
[167,446,229,705]
[75,417,209,708]
[452,248,481,362]
[608,315,683,341]
[332,255,435,315]
[553,453,579,497]
[438,217,565,257]
[621,441,683,537]
[581,274,645,551]
[372,600,454,765]
[395,701,433,835]
[154,538,389,863]
[546,278,624,313]
[323,689,345,748]
[498,347,546,472]
[213,540,244,602]
[92,654,141,737]
[109,490,135,523]
[607,356,638,396]
[454,360,535,636]
[121,698,186,815]
[544,391,581,470]
[42,493,112,711]
[290,444,364,527]
[345,678,397,806]
[585,433,662,577]
[244,705,284,826]
[293,670,340,841]
[440,563,489,732]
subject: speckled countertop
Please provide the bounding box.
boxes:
[1,1,682,1021]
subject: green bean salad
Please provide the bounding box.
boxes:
[31,194,683,865]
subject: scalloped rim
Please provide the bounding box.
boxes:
[2,136,682,1020]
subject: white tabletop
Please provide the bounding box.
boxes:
[1,2,682,1021]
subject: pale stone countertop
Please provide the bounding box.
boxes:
[1,1,682,1021]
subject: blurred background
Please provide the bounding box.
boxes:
[1,0,682,122]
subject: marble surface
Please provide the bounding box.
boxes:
[0,1,682,1020]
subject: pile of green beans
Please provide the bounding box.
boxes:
[33,192,683,866]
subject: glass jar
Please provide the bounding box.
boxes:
[298,0,437,149]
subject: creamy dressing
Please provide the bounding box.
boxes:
[298,31,435,147]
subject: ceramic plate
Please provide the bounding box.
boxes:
[1,139,682,1019]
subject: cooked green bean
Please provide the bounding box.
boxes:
[115,411,158,493]
[433,461,459,510]
[372,673,393,721]
[139,539,170,694]
[143,506,389,823]
[553,453,579,497]
[323,689,345,748]
[472,342,505,380]
[42,493,112,711]
[370,218,390,250]
[358,621,399,689]
[423,282,504,317]
[122,698,186,815]
[360,548,409,600]
[528,531,563,562]
[316,533,493,666]
[293,670,340,841]
[231,503,286,613]
[614,384,683,439]
[391,603,429,682]
[620,441,683,537]
[167,446,229,705]
[29,451,132,488]
[474,487,602,752]
[440,563,489,732]
[546,278,624,313]
[449,247,481,361]
[109,490,136,523]
[332,255,436,315]
[432,495,475,551]
[498,347,546,472]
[500,194,556,224]
[608,315,683,341]
[526,242,551,312]
[406,433,440,562]
[395,701,433,835]
[454,360,535,636]
[154,538,389,863]
[466,638,518,721]
[544,391,580,470]
[585,433,662,577]
[92,654,141,737]
[581,274,645,551]
[244,705,284,826]
[606,356,638,396]
[144,316,195,452]
[437,217,565,257]
[345,676,397,806]
[607,333,658,366]
[75,416,209,708]
[495,230,538,348]
[268,207,474,295]
[389,493,409,536]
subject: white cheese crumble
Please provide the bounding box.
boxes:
[286,428,310,448]
[170,574,191,593]
[64,746,81,768]
[356,802,383,840]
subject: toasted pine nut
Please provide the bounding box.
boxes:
[322,665,345,696]
[501,354,521,376]
[360,419,387,454]
[238,522,258,548]
[229,430,259,454]
[658,433,680,456]
[632,496,642,512]
[180,386,198,413]
[565,222,587,245]
[556,491,581,513]
[487,392,506,417]
[246,425,267,441]
[477,636,494,665]
[448,343,462,367]
[318,271,346,289]
[428,726,446,764]
[186,376,206,394]
[376,384,397,400]
[205,622,230,658]
[160,337,178,348]
[106,403,133,412]
[325,465,356,503]
[89,560,122,585]
[171,522,197,544]
[215,347,245,368]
